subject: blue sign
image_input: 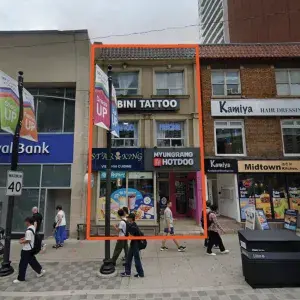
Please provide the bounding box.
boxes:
[111,103,119,138]
[159,123,181,131]
[92,148,144,171]
[100,171,126,179]
[0,134,74,164]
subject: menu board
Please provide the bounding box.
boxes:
[288,187,300,211]
[272,190,289,219]
[284,209,298,231]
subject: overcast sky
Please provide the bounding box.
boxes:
[0,0,199,44]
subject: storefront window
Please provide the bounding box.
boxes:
[215,120,245,155]
[238,174,289,221]
[97,172,155,222]
[281,120,300,155]
[18,165,41,187]
[287,175,300,211]
[42,165,71,187]
[156,121,185,147]
[112,122,138,147]
[12,189,39,232]
[0,165,11,187]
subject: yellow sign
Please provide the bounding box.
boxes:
[238,160,300,173]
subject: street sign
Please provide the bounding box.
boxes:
[6,170,23,196]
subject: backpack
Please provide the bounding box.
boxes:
[28,228,42,255]
[201,211,213,229]
[120,219,129,237]
[137,228,147,250]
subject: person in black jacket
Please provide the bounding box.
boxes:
[120,213,144,278]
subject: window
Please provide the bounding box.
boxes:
[112,72,139,96]
[155,72,184,95]
[276,69,300,96]
[157,121,185,147]
[27,87,76,133]
[215,120,246,156]
[112,122,138,147]
[42,165,71,187]
[281,120,300,155]
[211,70,241,96]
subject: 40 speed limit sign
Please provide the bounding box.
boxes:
[6,170,23,196]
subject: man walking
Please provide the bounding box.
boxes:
[161,201,186,252]
[121,213,144,278]
[206,204,229,256]
[13,217,46,283]
[112,209,128,265]
[32,206,46,251]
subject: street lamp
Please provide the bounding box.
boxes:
[99,65,116,276]
[0,71,24,277]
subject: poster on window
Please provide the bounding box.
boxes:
[239,178,254,220]
[255,209,270,230]
[284,209,298,231]
[128,188,154,220]
[272,190,289,219]
[289,187,300,211]
[94,65,119,137]
[0,70,37,142]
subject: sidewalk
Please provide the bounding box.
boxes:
[0,235,299,300]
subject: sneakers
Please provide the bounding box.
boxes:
[178,246,186,252]
[134,274,144,278]
[13,279,22,283]
[120,272,130,277]
[206,252,217,256]
[220,250,230,254]
[37,270,46,278]
[41,244,47,252]
[160,246,169,251]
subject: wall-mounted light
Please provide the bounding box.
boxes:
[167,64,172,69]
[123,63,127,69]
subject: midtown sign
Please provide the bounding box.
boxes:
[238,160,300,173]
[117,99,179,111]
[211,99,300,116]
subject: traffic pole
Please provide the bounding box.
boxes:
[0,71,24,277]
[99,65,116,276]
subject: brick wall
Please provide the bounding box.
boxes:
[201,63,285,158]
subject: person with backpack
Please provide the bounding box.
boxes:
[13,217,45,283]
[112,209,128,266]
[206,204,229,256]
[121,213,145,278]
[32,206,46,252]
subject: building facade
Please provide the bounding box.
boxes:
[199,0,300,44]
[200,43,300,224]
[90,47,203,234]
[0,30,90,237]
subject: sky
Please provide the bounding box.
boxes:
[0,0,199,44]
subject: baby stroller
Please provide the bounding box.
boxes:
[0,227,4,257]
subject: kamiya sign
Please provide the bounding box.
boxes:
[117,99,179,111]
[211,99,300,116]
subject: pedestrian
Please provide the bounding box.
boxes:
[53,205,67,249]
[201,201,211,247]
[112,209,128,266]
[206,204,229,256]
[32,206,46,251]
[121,213,144,278]
[161,201,186,252]
[122,207,129,218]
[13,217,46,283]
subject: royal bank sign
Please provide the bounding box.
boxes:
[117,98,180,111]
[211,99,300,116]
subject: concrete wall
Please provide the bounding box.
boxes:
[0,31,90,236]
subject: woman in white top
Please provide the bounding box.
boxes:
[53,205,67,249]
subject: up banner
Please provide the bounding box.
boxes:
[94,65,119,137]
[0,70,37,142]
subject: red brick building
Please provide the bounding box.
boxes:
[200,43,300,224]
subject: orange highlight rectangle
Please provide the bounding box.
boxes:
[87,43,207,241]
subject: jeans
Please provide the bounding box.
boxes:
[207,231,225,254]
[18,250,42,281]
[125,242,144,276]
[112,240,128,264]
[55,226,66,245]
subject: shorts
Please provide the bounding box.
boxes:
[164,227,174,235]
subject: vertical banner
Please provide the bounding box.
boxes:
[0,70,37,142]
[94,65,119,137]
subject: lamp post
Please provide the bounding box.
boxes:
[99,65,116,275]
[0,71,24,277]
